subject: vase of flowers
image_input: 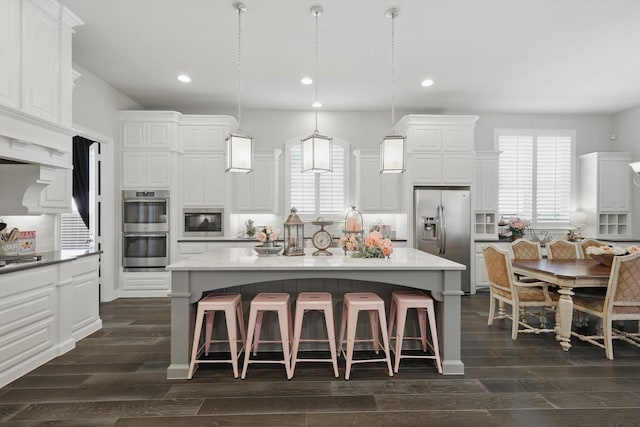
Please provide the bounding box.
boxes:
[342,230,393,259]
[508,217,530,241]
[256,225,278,247]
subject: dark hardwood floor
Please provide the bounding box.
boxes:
[2,291,640,426]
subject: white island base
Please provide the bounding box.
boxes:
[166,247,466,378]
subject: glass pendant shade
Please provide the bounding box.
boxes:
[301,132,332,173]
[380,135,405,173]
[225,133,253,173]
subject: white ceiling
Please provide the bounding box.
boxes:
[60,0,640,115]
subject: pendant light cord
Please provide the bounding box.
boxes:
[314,8,319,134]
[390,9,396,134]
[237,5,243,132]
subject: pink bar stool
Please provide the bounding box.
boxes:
[188,293,246,379]
[291,292,339,378]
[387,290,442,374]
[338,292,393,380]
[241,293,293,380]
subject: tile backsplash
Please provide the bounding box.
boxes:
[0,215,55,253]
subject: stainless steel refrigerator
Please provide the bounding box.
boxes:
[414,186,471,293]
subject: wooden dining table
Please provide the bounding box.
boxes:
[511,259,611,352]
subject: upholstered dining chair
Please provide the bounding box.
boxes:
[580,239,607,259]
[510,239,543,284]
[483,244,558,339]
[547,240,582,260]
[571,251,640,359]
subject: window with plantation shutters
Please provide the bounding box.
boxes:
[288,140,348,217]
[60,200,91,250]
[497,129,574,226]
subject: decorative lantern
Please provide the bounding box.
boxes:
[283,207,305,256]
[343,205,364,243]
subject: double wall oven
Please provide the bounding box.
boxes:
[122,190,169,270]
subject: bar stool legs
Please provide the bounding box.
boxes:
[241,293,293,380]
[188,293,246,379]
[338,292,393,380]
[291,292,340,378]
[388,290,442,374]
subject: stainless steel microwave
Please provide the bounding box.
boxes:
[183,208,224,237]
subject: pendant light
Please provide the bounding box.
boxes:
[302,5,332,174]
[226,2,253,173]
[380,7,405,174]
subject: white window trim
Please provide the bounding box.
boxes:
[494,128,576,228]
[284,136,351,222]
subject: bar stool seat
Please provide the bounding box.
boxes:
[188,293,246,379]
[388,290,442,374]
[291,292,339,378]
[338,292,393,380]
[241,293,293,380]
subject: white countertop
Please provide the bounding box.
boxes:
[166,247,465,272]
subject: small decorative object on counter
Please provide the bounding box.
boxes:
[256,225,278,247]
[349,230,394,259]
[586,245,640,266]
[283,207,305,256]
[311,217,333,256]
[343,205,364,244]
[507,217,530,241]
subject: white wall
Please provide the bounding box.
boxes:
[71,65,142,301]
[612,106,640,237]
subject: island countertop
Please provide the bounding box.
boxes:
[166,247,465,272]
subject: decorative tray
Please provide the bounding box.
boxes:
[253,245,283,257]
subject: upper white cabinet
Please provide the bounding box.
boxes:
[0,1,20,109]
[473,151,500,211]
[119,111,181,189]
[354,150,402,212]
[181,153,225,207]
[397,115,478,186]
[231,151,280,213]
[180,115,234,152]
[579,152,632,238]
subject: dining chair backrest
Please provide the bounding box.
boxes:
[606,251,640,316]
[547,240,582,260]
[581,239,606,259]
[511,240,542,260]
[483,244,513,292]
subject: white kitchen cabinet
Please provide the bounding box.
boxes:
[231,151,280,213]
[40,167,72,211]
[120,271,170,297]
[0,1,20,108]
[411,153,473,185]
[354,150,402,212]
[181,153,225,207]
[121,121,174,150]
[579,152,632,239]
[473,151,500,211]
[121,151,171,189]
[182,126,226,152]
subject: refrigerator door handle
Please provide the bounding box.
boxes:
[436,205,443,255]
[439,205,447,255]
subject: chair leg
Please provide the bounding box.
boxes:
[188,306,205,380]
[323,308,340,378]
[241,307,259,380]
[511,303,520,340]
[604,319,614,360]
[369,310,380,354]
[252,311,263,356]
[425,303,443,374]
[387,298,397,341]
[204,311,214,356]
[376,307,393,377]
[277,306,293,380]
[291,307,305,374]
[225,306,239,379]
[236,303,247,352]
[417,308,428,352]
[344,307,359,380]
[488,293,496,326]
[393,305,408,374]
[338,301,348,356]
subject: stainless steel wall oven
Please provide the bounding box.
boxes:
[122,190,169,270]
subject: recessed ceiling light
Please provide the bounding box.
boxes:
[301,76,313,85]
[177,74,191,83]
[421,79,434,87]
[312,101,322,108]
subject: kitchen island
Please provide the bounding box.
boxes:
[166,247,465,378]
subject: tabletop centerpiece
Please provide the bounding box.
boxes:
[253,225,283,256]
[340,230,393,259]
[585,245,640,266]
